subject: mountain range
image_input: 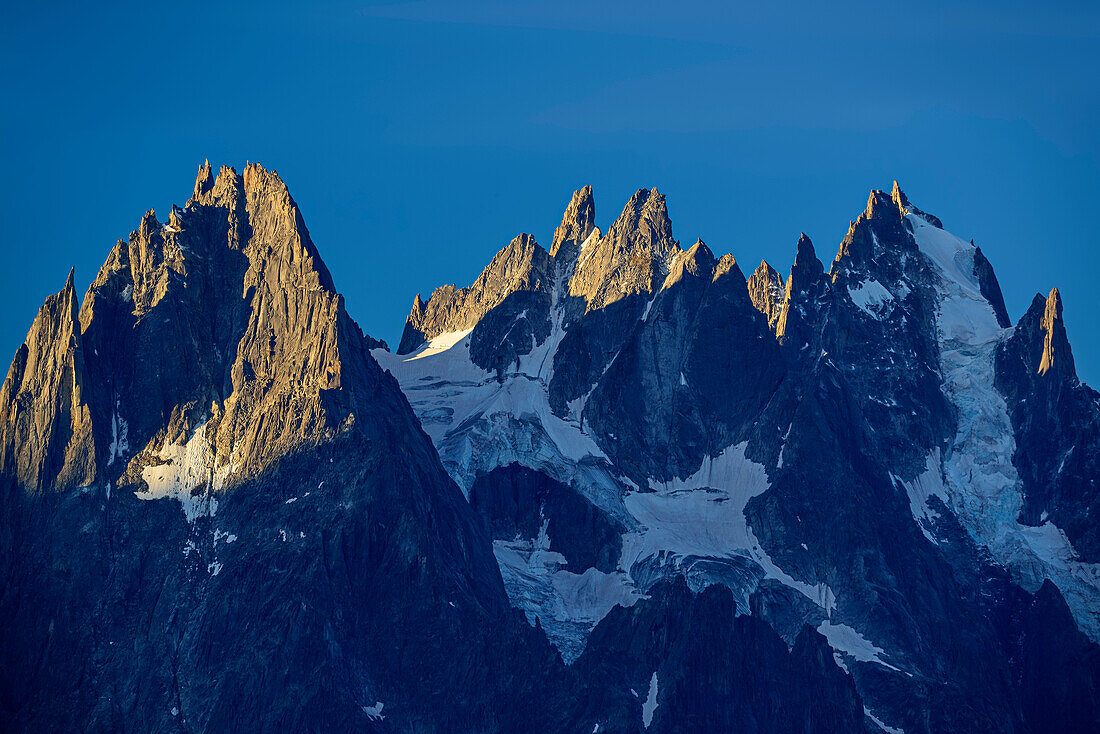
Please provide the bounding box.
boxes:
[1,162,1097,733]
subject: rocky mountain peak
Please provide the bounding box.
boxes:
[8,160,400,493]
[410,292,426,319]
[748,259,785,332]
[398,232,550,353]
[662,239,716,290]
[189,162,244,206]
[995,283,1097,571]
[713,252,744,282]
[890,180,909,210]
[0,267,97,491]
[1039,287,1076,378]
[862,183,911,224]
[191,158,214,199]
[550,185,595,260]
[863,189,894,221]
[709,250,746,285]
[1,164,566,732]
[973,244,1012,327]
[777,233,829,349]
[237,162,337,293]
[792,233,824,278]
[569,187,680,310]
[834,185,924,277]
[683,238,715,266]
[612,187,676,258]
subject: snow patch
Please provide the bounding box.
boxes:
[624,443,835,614]
[107,398,130,466]
[136,420,236,523]
[894,450,947,543]
[362,702,385,721]
[642,672,658,728]
[408,328,474,361]
[866,707,905,734]
[493,531,640,663]
[847,279,894,317]
[817,621,899,672]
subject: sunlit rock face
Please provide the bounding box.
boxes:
[747,258,785,333]
[2,166,1098,733]
[0,269,97,491]
[0,163,564,732]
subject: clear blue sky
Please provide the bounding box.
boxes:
[3,1,1098,384]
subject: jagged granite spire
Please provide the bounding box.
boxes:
[792,232,822,276]
[862,181,913,221]
[999,288,1077,382]
[71,161,386,483]
[550,185,595,260]
[662,239,715,289]
[776,233,827,347]
[1039,287,1075,378]
[568,187,680,310]
[748,260,784,333]
[834,186,918,274]
[890,180,909,210]
[863,188,897,222]
[973,244,1012,328]
[397,233,550,353]
[0,269,97,491]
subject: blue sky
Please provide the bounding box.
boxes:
[3,1,1098,384]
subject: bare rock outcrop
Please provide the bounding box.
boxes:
[1038,287,1074,377]
[567,187,680,310]
[397,233,550,353]
[550,185,595,261]
[748,260,785,332]
[0,270,97,491]
[775,233,827,349]
[70,161,385,485]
